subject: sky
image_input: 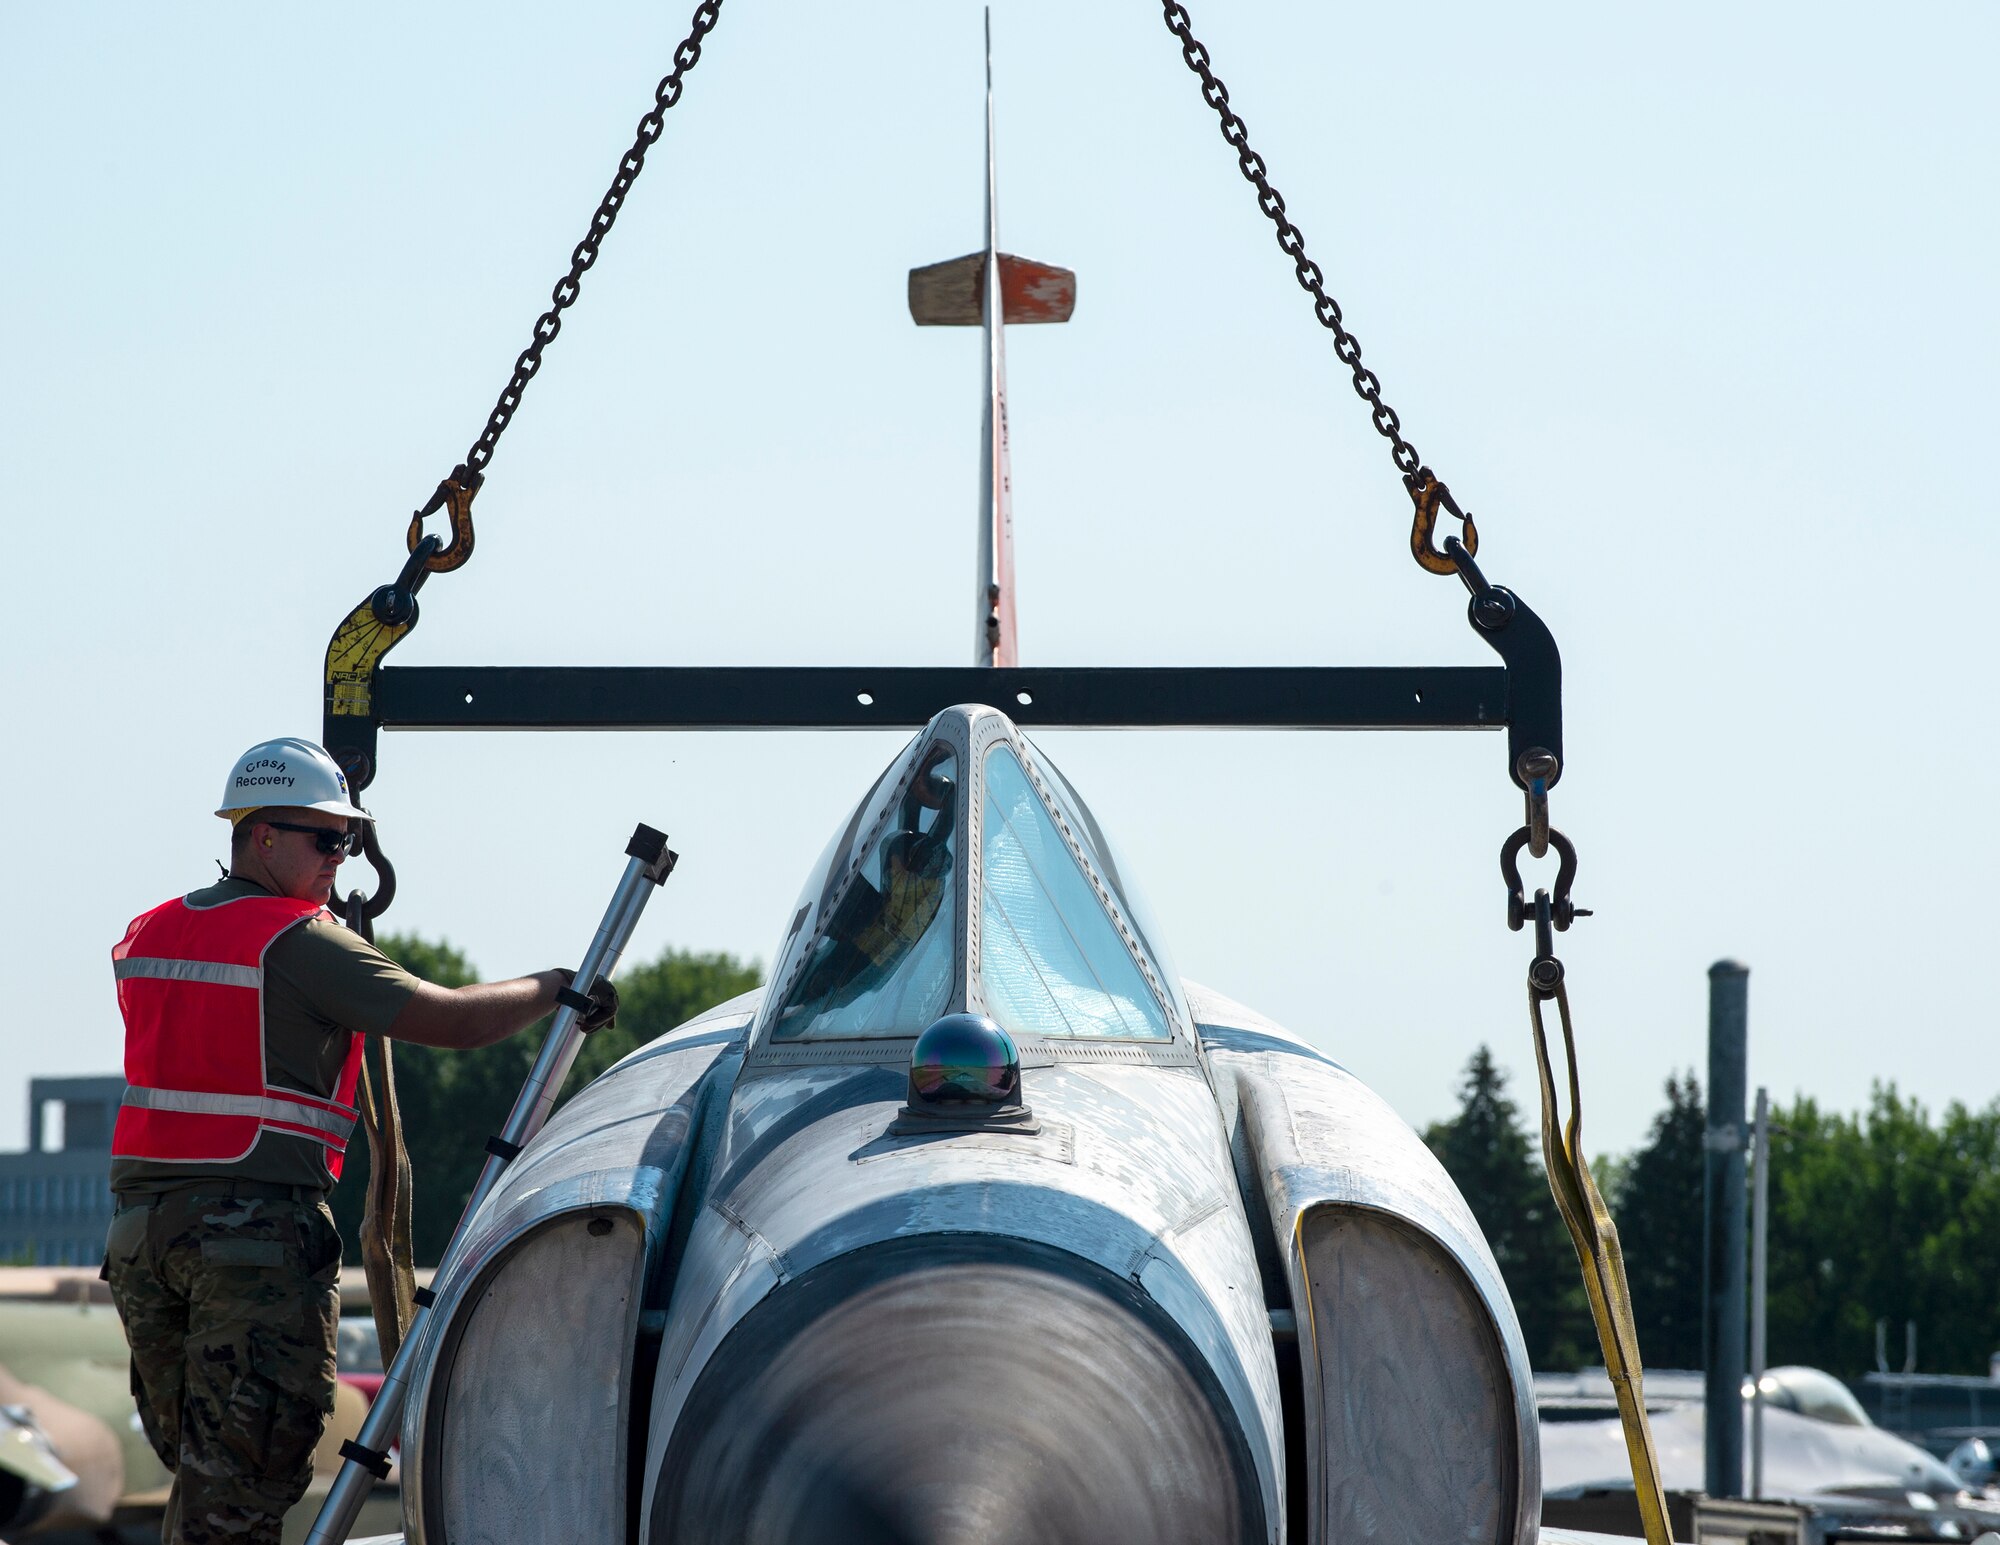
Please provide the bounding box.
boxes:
[1,1,1993,1162]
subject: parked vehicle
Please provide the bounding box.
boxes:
[0,1289,399,1541]
[1540,1364,2000,1541]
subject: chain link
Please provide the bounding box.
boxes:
[1160,1,1425,486]
[460,1,723,480]
[349,5,723,932]
[1164,16,1658,1506]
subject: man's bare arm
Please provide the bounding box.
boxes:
[383,971,570,1050]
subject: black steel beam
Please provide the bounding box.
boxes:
[372,665,1510,731]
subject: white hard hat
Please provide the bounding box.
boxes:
[216,738,373,822]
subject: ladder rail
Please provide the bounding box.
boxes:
[302,823,676,1545]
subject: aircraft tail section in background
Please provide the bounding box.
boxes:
[908,8,1072,669]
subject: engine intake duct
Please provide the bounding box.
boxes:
[650,1234,1262,1545]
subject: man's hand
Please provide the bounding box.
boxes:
[556,970,620,1034]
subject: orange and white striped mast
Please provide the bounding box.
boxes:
[908,9,1075,668]
[976,11,1015,667]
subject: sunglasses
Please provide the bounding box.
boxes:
[263,821,361,857]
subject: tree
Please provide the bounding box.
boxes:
[330,932,487,1266]
[1612,1071,1705,1369]
[1766,1085,2000,1377]
[333,934,760,1265]
[564,948,763,1090]
[1425,1045,1593,1369]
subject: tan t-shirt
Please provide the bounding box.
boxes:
[110,877,422,1195]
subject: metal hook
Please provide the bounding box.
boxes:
[1407,471,1478,577]
[404,464,481,574]
[337,822,399,940]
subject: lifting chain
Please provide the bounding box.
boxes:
[402,0,726,578]
[1162,10,1668,1536]
[457,1,723,486]
[336,0,725,930]
[1159,1,1477,578]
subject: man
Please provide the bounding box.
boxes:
[103,736,611,1544]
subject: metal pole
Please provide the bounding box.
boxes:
[303,823,676,1545]
[1750,1085,1770,1500]
[1704,960,1749,1500]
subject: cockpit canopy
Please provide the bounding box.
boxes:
[772,740,962,1040]
[761,706,1184,1044]
[1748,1366,1872,1428]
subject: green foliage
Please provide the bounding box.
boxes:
[1427,1061,2000,1379]
[1588,1150,1633,1217]
[564,948,763,1090]
[333,934,759,1266]
[370,934,479,990]
[1612,1070,1705,1369]
[330,931,487,1265]
[1766,1085,2000,1377]
[1424,1045,1594,1369]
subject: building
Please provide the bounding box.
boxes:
[0,1076,122,1266]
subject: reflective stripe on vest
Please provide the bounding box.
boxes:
[120,1085,358,1145]
[113,957,263,989]
[111,893,366,1177]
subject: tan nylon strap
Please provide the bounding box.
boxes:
[358,1037,416,1366]
[114,957,262,988]
[1529,979,1675,1545]
[121,1084,357,1143]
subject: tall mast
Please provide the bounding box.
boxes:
[977,7,1016,668]
[905,10,1074,669]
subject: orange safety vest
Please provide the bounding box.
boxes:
[111,894,364,1179]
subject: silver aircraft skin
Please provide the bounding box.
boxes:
[375,705,1553,1545]
[359,33,1577,1545]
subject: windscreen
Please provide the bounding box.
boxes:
[770,745,959,1040]
[1025,740,1189,1031]
[978,745,1170,1041]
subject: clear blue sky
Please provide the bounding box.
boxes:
[2,1,1992,1158]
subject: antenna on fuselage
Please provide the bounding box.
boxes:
[908,7,1075,668]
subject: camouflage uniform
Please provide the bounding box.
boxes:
[104,876,420,1542]
[104,1186,342,1544]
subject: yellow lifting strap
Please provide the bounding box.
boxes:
[357,1038,416,1367]
[1529,976,1675,1545]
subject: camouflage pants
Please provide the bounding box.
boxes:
[104,1190,341,1545]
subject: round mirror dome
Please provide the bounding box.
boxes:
[909,1013,1020,1106]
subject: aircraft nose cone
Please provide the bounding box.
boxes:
[651,1238,1259,1545]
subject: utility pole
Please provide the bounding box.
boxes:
[1704,960,1749,1500]
[1749,1085,1770,1500]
